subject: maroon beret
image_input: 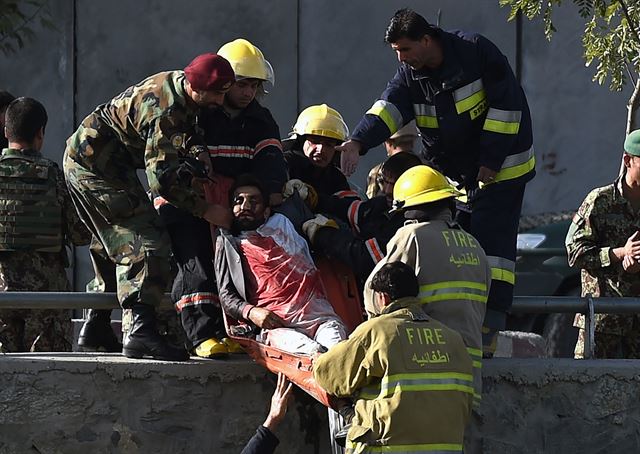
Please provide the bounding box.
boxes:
[184,53,235,91]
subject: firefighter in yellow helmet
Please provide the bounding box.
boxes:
[363,165,490,410]
[154,40,287,359]
[219,38,275,88]
[283,104,357,199]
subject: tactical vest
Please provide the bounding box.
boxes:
[0,152,63,252]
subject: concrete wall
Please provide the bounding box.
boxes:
[1,355,638,453]
[0,354,331,454]
[471,359,640,453]
[0,0,627,289]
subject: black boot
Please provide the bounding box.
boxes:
[123,304,189,361]
[77,309,123,352]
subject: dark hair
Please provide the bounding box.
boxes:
[406,197,456,219]
[229,173,270,206]
[0,90,16,111]
[370,261,419,301]
[381,152,422,180]
[385,8,438,44]
[4,97,48,143]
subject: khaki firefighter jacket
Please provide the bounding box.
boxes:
[314,297,473,454]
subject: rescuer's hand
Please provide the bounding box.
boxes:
[248,307,285,330]
[477,166,498,186]
[337,140,362,176]
[263,373,294,432]
[282,179,318,209]
[623,254,640,274]
[202,203,232,228]
[196,150,215,180]
[302,214,339,244]
[623,231,640,260]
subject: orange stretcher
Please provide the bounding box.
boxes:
[222,257,364,410]
[203,179,364,409]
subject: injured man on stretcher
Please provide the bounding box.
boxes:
[214,174,347,354]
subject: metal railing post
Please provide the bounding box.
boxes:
[584,294,596,359]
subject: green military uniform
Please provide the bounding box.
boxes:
[314,296,473,454]
[0,147,91,352]
[363,211,490,408]
[63,71,208,311]
[566,177,640,358]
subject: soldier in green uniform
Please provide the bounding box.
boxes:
[0,97,92,352]
[64,53,236,361]
[566,129,640,358]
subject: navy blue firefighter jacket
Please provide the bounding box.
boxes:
[351,29,534,189]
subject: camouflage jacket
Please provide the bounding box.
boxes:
[0,148,91,269]
[566,177,640,334]
[66,71,207,216]
[2,148,90,247]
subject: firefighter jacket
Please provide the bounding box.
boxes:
[314,296,473,454]
[284,148,353,197]
[0,148,63,252]
[351,29,534,188]
[200,99,287,195]
[363,209,490,407]
[314,195,404,281]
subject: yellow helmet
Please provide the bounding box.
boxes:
[292,104,349,142]
[217,38,275,85]
[392,165,462,211]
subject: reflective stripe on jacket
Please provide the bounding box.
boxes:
[363,212,490,406]
[313,195,404,282]
[200,99,287,195]
[314,297,472,453]
[352,29,534,188]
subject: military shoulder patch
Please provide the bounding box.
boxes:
[170,133,185,150]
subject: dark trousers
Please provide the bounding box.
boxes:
[161,204,226,349]
[456,181,526,331]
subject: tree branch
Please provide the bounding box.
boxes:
[618,0,640,44]
[0,2,46,46]
[626,70,640,134]
[626,62,637,86]
[620,75,640,176]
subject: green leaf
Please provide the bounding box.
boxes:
[604,2,619,21]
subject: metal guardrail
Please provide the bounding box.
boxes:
[511,295,619,359]
[0,292,633,359]
[516,248,567,256]
[0,292,173,310]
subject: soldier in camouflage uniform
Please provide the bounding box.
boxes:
[566,129,640,359]
[63,53,236,361]
[0,97,92,353]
